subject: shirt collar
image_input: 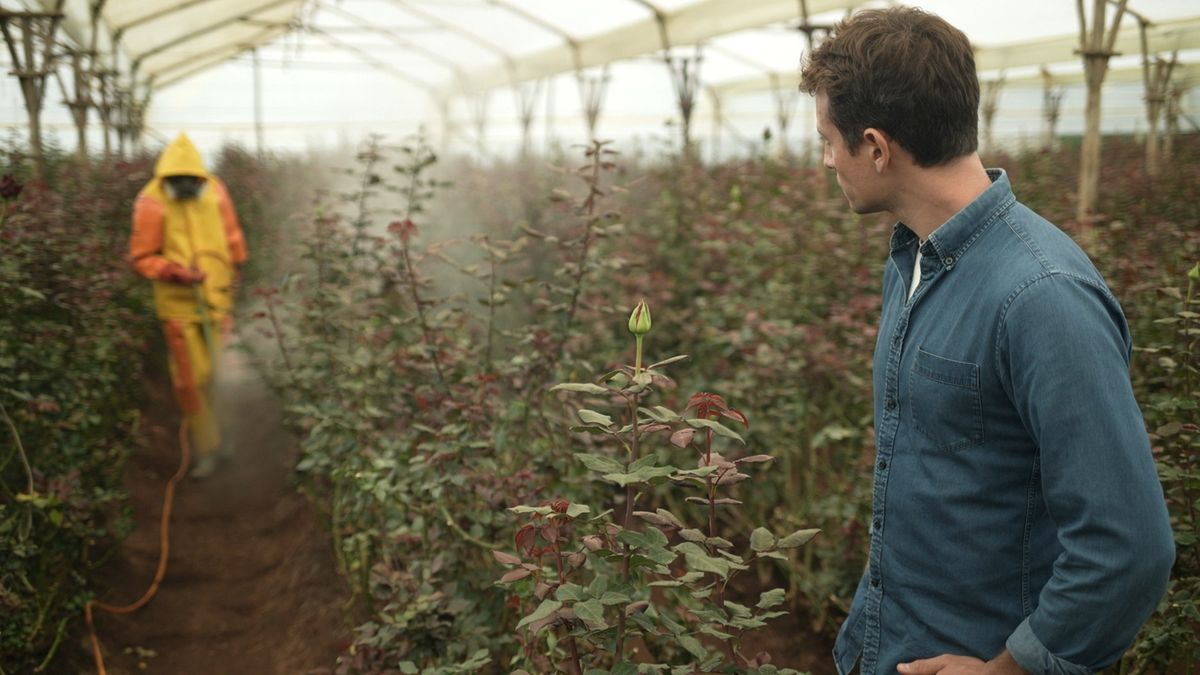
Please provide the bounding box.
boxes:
[889,168,1015,270]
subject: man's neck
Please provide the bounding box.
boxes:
[889,153,992,242]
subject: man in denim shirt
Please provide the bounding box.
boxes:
[798,7,1175,675]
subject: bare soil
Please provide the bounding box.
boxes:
[77,342,350,675]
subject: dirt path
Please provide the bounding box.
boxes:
[84,339,349,675]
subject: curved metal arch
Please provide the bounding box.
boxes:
[306,25,438,96]
[316,2,465,84]
[154,21,289,89]
[131,0,299,71]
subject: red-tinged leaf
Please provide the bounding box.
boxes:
[686,391,729,420]
[736,454,774,464]
[534,582,553,599]
[388,218,418,242]
[716,471,751,485]
[521,563,540,571]
[500,568,533,583]
[582,535,604,551]
[515,524,537,556]
[720,407,749,428]
[670,428,696,448]
[540,524,560,542]
[641,423,671,435]
[493,550,522,566]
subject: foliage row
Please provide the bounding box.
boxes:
[242,135,1198,673]
[0,153,158,672]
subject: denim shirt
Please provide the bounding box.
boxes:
[834,170,1175,675]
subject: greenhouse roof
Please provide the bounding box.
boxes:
[4,0,1200,154]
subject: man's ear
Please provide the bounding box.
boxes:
[862,127,891,173]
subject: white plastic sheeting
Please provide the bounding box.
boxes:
[0,0,1197,155]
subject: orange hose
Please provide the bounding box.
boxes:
[84,418,192,675]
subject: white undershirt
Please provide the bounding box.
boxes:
[908,242,925,300]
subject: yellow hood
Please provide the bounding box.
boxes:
[154,133,209,179]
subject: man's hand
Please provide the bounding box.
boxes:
[899,650,1027,675]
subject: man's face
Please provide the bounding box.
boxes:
[816,91,885,215]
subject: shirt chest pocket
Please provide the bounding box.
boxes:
[910,347,984,451]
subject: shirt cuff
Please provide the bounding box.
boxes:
[1006,618,1092,675]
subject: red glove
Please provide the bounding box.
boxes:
[160,262,206,286]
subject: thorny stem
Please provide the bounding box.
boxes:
[351,141,378,262]
[486,239,497,371]
[398,151,453,399]
[705,427,727,610]
[547,140,606,372]
[551,541,584,675]
[1,400,34,496]
[264,296,294,372]
[614,389,641,663]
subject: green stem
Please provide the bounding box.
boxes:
[0,399,34,495]
[439,505,499,550]
[634,335,643,376]
[614,391,641,663]
[32,615,69,672]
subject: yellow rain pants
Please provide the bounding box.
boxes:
[129,133,246,460]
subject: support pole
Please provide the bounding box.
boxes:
[1134,11,1177,176]
[513,79,541,159]
[470,92,489,158]
[707,87,722,164]
[770,73,798,159]
[544,75,555,153]
[1075,0,1128,224]
[60,47,93,161]
[95,67,112,157]
[635,1,702,159]
[252,46,264,158]
[576,66,610,142]
[0,3,67,181]
[1040,68,1064,151]
[981,77,1004,155]
[1163,85,1182,159]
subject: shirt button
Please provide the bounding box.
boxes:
[873,518,882,530]
[871,576,880,587]
[885,397,896,410]
[877,459,888,471]
[944,256,954,266]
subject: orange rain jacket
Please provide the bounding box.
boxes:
[129,133,246,321]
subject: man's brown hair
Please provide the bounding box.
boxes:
[799,7,979,167]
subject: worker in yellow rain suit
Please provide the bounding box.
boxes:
[129,133,247,478]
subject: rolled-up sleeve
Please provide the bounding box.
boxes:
[997,272,1174,673]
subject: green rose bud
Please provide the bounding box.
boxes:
[1188,261,1199,282]
[628,299,652,336]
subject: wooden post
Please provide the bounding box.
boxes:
[981,77,1005,155]
[512,79,541,159]
[60,47,94,161]
[708,88,723,164]
[1136,11,1177,177]
[1163,85,1182,160]
[470,92,489,157]
[0,4,67,182]
[770,73,798,160]
[1075,0,1128,224]
[1040,68,1065,151]
[94,68,113,158]
[576,67,609,142]
[252,47,264,158]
